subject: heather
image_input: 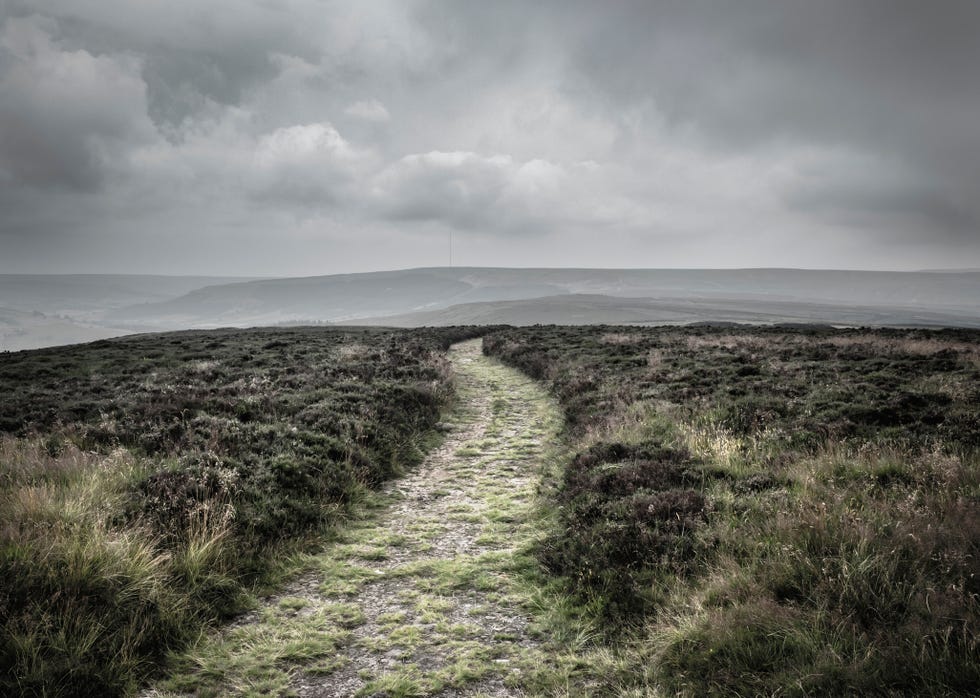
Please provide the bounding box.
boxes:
[0,326,479,696]
[485,326,980,696]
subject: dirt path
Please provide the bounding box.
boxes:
[149,339,561,697]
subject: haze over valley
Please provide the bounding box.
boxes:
[2,267,978,350]
[0,274,261,350]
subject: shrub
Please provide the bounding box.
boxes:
[540,440,710,616]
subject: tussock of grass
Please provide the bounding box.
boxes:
[646,446,979,696]
[0,438,230,697]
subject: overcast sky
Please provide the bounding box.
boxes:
[1,1,979,275]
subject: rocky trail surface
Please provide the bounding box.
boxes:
[147,339,562,697]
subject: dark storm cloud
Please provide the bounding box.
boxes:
[786,179,978,240]
[0,1,977,274]
[532,0,980,239]
[141,49,279,132]
[0,14,155,191]
[553,1,980,139]
[5,0,314,130]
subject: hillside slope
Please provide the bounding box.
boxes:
[107,268,980,329]
[346,293,980,328]
[0,275,260,318]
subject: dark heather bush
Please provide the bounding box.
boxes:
[540,439,709,615]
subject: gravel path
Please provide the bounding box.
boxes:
[147,339,561,697]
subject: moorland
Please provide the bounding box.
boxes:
[0,324,977,696]
[0,326,479,695]
[482,325,980,695]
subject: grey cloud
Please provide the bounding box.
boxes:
[535,0,980,240]
[141,49,279,132]
[0,15,156,191]
[373,152,518,229]
[0,1,977,274]
[397,1,980,248]
[417,1,980,244]
[785,178,978,239]
[345,99,390,123]
[548,1,980,142]
[249,122,377,207]
[8,1,316,130]
[371,152,633,236]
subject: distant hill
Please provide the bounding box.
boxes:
[0,274,262,319]
[3,268,978,349]
[344,293,980,328]
[108,269,478,328]
[918,268,980,273]
[106,267,980,329]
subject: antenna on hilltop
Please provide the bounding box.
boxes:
[449,229,453,267]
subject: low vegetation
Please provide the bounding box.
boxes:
[0,326,480,696]
[484,325,980,696]
[143,340,563,696]
[3,323,977,696]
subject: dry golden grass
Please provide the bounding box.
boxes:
[600,332,643,345]
[824,333,980,356]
